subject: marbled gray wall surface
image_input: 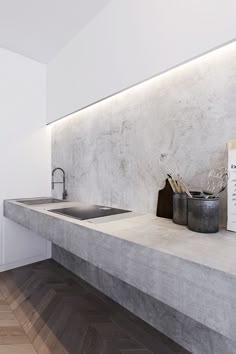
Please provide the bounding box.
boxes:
[52,42,236,222]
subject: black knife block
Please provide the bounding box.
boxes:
[156,179,173,219]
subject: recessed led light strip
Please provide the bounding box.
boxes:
[48,39,236,126]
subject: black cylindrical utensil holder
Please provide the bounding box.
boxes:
[173,193,187,225]
[187,197,219,233]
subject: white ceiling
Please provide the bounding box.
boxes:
[0,0,111,63]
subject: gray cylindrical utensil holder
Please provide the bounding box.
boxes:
[173,193,187,225]
[187,197,219,233]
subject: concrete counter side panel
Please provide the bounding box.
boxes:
[3,199,236,342]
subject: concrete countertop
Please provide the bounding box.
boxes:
[4,198,236,343]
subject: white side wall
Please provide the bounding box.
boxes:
[47,0,236,123]
[0,48,51,271]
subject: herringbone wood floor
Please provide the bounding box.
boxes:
[0,260,190,354]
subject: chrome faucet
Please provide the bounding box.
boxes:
[52,167,68,200]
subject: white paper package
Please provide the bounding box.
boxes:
[227,139,236,232]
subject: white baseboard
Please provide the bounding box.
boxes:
[0,254,51,272]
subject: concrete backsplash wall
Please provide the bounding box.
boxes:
[52,42,236,223]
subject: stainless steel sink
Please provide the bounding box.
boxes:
[50,205,131,220]
[17,198,67,205]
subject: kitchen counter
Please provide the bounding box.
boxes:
[4,198,236,345]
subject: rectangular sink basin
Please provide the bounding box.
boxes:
[50,205,131,220]
[17,198,67,205]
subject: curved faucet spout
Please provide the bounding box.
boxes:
[52,167,67,200]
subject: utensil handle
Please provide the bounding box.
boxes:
[179,180,192,198]
[168,178,176,192]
